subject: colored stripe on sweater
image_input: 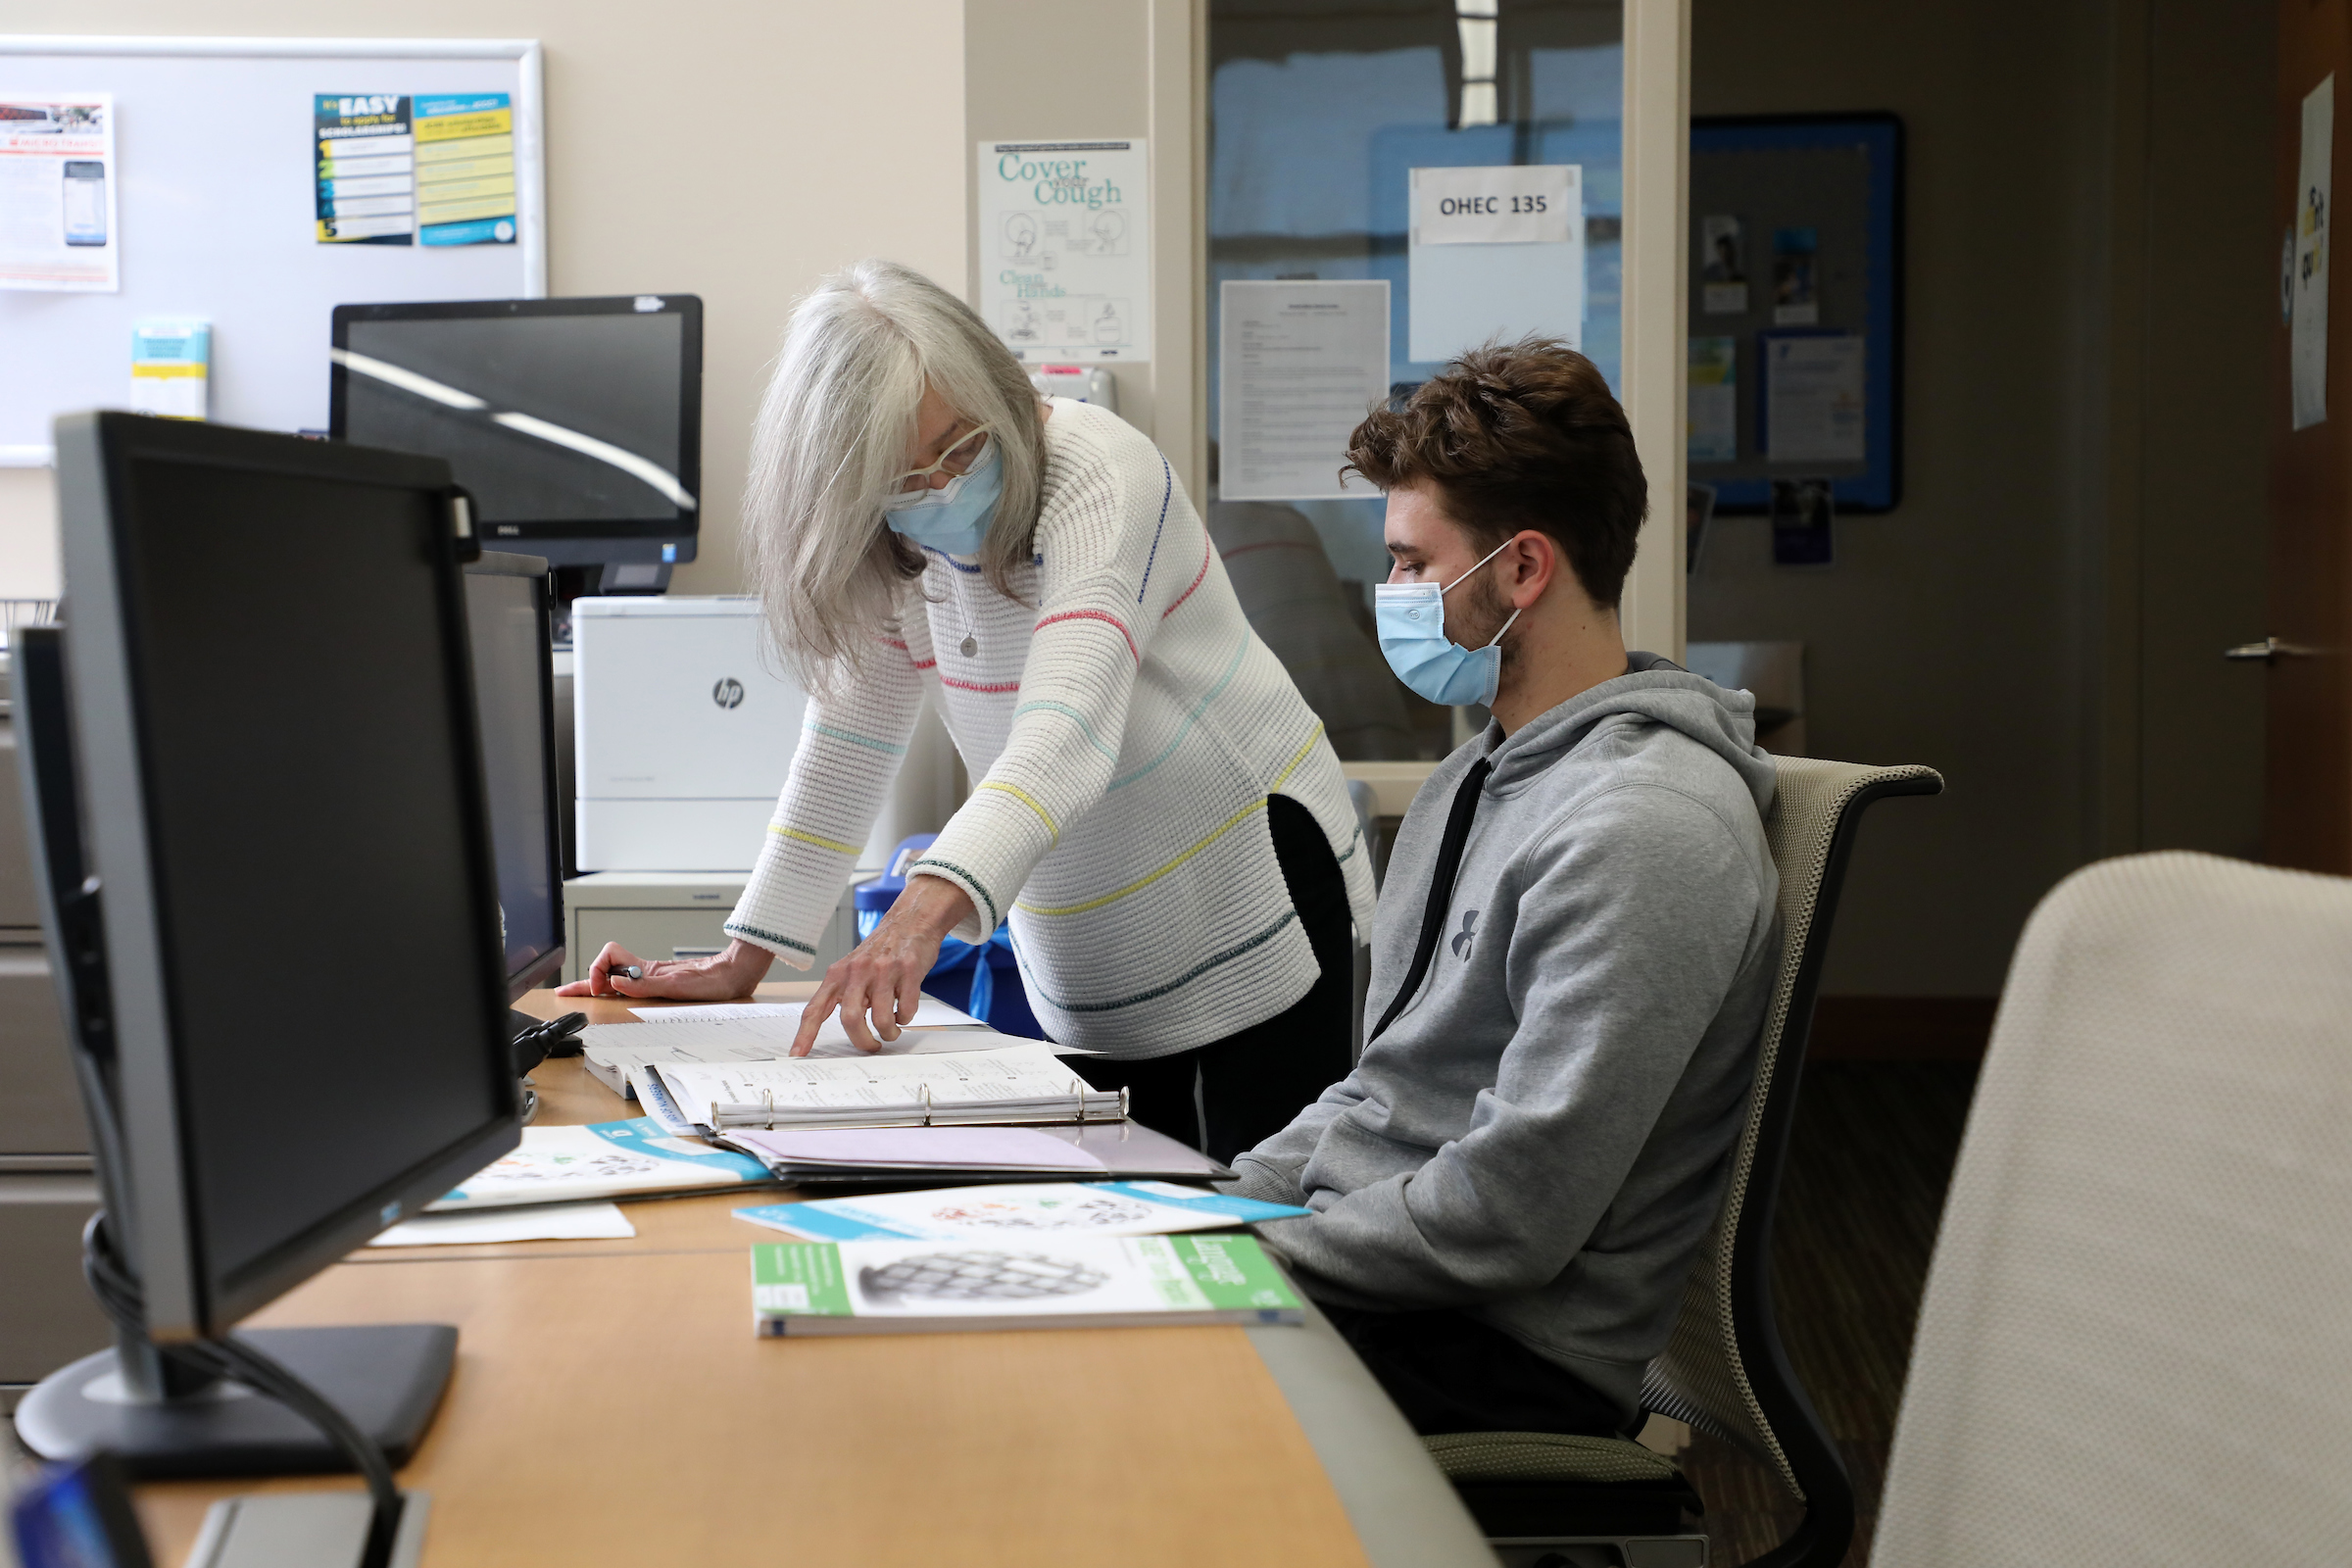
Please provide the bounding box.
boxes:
[1014,699,1120,763]
[805,720,907,757]
[1136,458,1172,603]
[1017,795,1268,916]
[1163,538,1212,618]
[977,779,1059,842]
[1023,908,1298,1014]
[723,919,816,957]
[1034,608,1139,663]
[1109,627,1250,791]
[768,823,860,855]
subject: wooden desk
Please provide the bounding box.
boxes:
[130,991,1494,1567]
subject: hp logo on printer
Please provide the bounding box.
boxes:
[711,677,746,710]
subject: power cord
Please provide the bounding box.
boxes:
[81,1213,408,1568]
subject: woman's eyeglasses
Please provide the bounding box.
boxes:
[894,426,994,493]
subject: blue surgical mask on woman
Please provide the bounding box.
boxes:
[1374,537,1524,708]
[881,440,1003,558]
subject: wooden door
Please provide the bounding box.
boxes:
[2270,0,2352,871]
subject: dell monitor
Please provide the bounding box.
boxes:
[463,551,565,998]
[14,415,519,1498]
[328,294,703,573]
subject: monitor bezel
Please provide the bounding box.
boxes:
[326,294,704,562]
[52,412,522,1341]
[462,550,567,1000]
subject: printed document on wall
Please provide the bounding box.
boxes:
[1407,164,1582,363]
[0,94,118,291]
[1763,333,1866,464]
[1219,279,1391,502]
[2294,74,2333,431]
[979,140,1151,363]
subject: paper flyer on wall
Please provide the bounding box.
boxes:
[1407,163,1584,362]
[1688,335,1739,464]
[415,93,517,246]
[1762,332,1865,464]
[977,140,1152,363]
[1219,278,1391,502]
[317,94,416,244]
[0,94,119,291]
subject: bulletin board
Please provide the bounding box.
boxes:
[0,36,545,465]
[1687,114,1903,512]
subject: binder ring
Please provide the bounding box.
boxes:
[1072,1078,1086,1126]
[920,1083,934,1127]
[762,1088,775,1131]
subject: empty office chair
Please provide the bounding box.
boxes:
[1869,853,2352,1566]
[1429,756,1942,1568]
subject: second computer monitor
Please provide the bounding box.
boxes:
[328,294,702,569]
[463,552,565,997]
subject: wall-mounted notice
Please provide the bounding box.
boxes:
[416,93,516,246]
[1762,332,1866,464]
[1700,216,1748,315]
[978,139,1151,363]
[1407,164,1583,363]
[1220,279,1390,502]
[0,93,119,292]
[2294,74,2333,431]
[316,93,415,244]
[1689,336,1738,464]
[1771,226,1820,325]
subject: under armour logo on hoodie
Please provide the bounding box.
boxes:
[1451,908,1480,959]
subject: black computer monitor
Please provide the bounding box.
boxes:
[463,552,565,998]
[13,414,519,1487]
[328,294,703,570]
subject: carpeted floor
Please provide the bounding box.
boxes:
[1679,1060,1983,1566]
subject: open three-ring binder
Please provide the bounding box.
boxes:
[644,1045,1128,1136]
[703,1080,1129,1131]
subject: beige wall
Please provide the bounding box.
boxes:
[0,0,969,598]
[1689,0,2272,996]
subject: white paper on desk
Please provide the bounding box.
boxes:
[370,1201,635,1247]
[632,998,981,1028]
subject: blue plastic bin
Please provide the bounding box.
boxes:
[854,835,1046,1040]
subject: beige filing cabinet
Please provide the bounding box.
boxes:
[560,872,865,985]
[0,676,114,1405]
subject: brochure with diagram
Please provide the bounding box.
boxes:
[733,1181,1309,1243]
[427,1117,773,1211]
[750,1233,1303,1337]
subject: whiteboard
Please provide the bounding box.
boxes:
[0,36,545,464]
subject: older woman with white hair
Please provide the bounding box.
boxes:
[562,260,1375,1161]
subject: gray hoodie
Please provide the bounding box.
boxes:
[1232,658,1781,1419]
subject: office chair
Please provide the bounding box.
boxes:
[1868,852,2352,1566]
[1427,757,1942,1568]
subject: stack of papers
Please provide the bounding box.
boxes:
[734,1181,1308,1243]
[372,1201,636,1247]
[751,1233,1304,1336]
[581,1004,1024,1098]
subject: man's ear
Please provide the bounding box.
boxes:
[1509,528,1560,607]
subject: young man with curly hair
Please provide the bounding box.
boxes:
[1229,339,1784,1440]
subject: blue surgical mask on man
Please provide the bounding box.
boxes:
[1374,537,1525,709]
[881,440,1003,558]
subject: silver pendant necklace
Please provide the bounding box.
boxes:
[955,583,978,659]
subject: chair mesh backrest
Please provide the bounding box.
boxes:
[1872,853,2352,1565]
[1641,757,1940,1497]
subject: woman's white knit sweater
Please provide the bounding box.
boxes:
[724,398,1376,1058]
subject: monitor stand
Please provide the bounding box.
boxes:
[14,1324,456,1479]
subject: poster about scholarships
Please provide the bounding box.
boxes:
[976,140,1151,363]
[317,94,416,244]
[0,94,120,292]
[415,93,516,247]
